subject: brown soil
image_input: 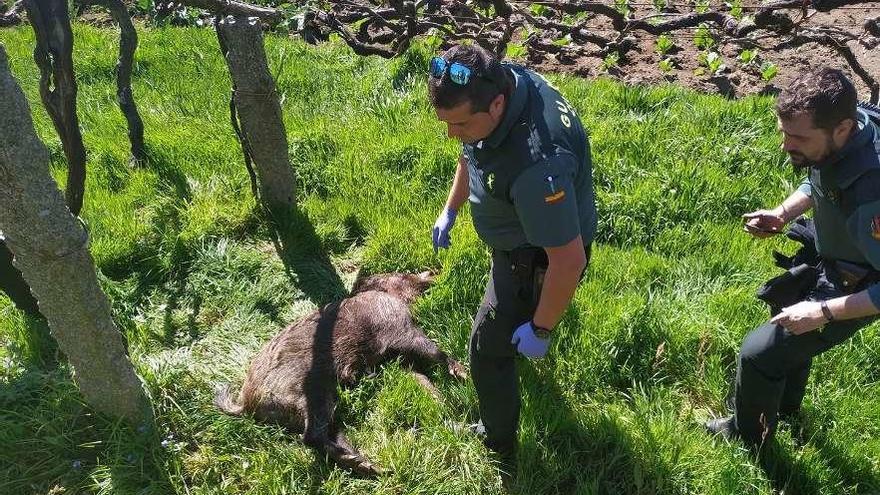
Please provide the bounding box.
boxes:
[5,0,875,100]
[527,3,880,100]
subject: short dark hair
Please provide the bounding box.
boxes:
[428,44,513,112]
[775,68,858,130]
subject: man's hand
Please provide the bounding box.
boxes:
[511,321,549,359]
[770,301,828,334]
[432,207,457,253]
[742,209,786,238]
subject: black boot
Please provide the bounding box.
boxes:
[485,436,517,492]
[495,448,516,492]
[705,416,738,440]
[706,415,768,450]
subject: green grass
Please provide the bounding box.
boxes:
[2,24,879,494]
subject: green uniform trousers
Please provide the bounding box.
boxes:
[735,262,878,443]
[469,244,590,460]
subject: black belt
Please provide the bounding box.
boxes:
[825,258,880,292]
[494,243,592,272]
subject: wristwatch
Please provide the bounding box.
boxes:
[820,300,835,322]
[531,321,552,339]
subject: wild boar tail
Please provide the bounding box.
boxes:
[214,383,245,416]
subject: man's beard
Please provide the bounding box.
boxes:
[788,134,838,170]
[788,152,814,170]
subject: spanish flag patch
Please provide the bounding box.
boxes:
[872,215,880,241]
[544,190,565,204]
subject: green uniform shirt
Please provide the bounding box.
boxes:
[465,65,597,251]
[796,109,880,307]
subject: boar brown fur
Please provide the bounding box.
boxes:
[215,271,465,476]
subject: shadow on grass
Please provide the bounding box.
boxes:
[0,239,41,317]
[161,276,203,347]
[724,408,880,495]
[267,207,347,307]
[99,143,195,284]
[754,438,824,495]
[96,146,209,348]
[805,425,880,493]
[515,373,686,494]
[2,309,57,370]
[0,366,174,494]
[756,410,880,495]
[512,307,686,495]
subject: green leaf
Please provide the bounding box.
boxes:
[738,49,758,65]
[506,42,527,60]
[761,61,778,82]
[655,34,674,55]
[726,0,744,19]
[601,52,621,71]
[706,52,725,75]
[694,24,716,50]
[697,51,709,67]
[553,35,572,46]
[530,4,549,16]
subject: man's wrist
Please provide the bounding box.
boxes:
[530,320,552,339]
[439,206,458,222]
[820,300,835,322]
[773,204,790,223]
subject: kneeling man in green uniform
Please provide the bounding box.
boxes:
[707,68,880,445]
[427,44,596,476]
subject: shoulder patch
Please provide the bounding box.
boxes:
[545,191,565,204]
[872,215,880,240]
[544,174,565,203]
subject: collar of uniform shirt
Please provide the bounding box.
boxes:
[479,65,528,150]
[814,109,877,187]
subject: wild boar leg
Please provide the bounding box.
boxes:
[410,370,441,399]
[332,428,383,476]
[304,425,382,476]
[302,398,381,476]
[391,326,468,380]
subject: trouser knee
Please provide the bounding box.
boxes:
[739,323,786,377]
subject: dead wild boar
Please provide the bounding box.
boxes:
[215,271,466,476]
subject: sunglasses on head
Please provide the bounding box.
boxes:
[430,56,484,85]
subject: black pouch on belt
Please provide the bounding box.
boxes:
[756,263,819,316]
[509,247,548,306]
[828,259,878,293]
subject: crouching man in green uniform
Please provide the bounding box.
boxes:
[427,44,597,477]
[707,68,880,445]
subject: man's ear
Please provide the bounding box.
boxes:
[832,117,856,145]
[489,93,505,120]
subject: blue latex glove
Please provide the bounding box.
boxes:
[432,207,458,253]
[511,321,550,359]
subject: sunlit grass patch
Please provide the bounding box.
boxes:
[1,22,878,494]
